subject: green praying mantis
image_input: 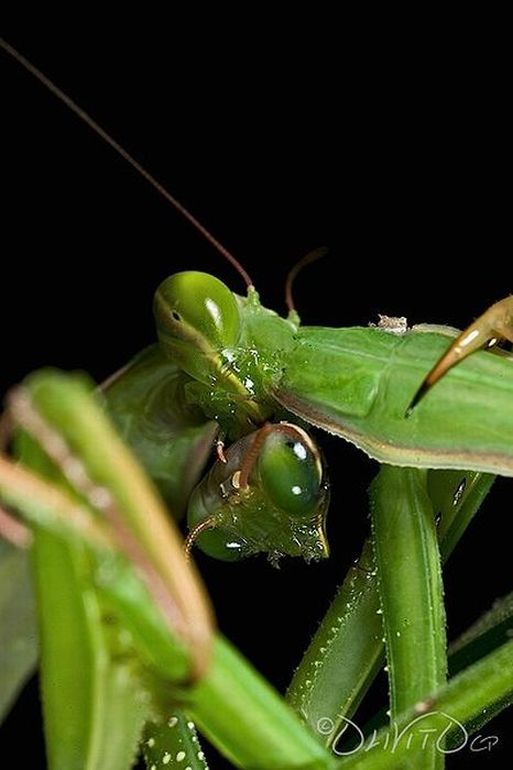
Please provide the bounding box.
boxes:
[1,38,513,770]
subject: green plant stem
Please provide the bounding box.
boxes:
[449,590,513,676]
[287,470,492,747]
[356,588,513,739]
[286,539,383,741]
[371,467,447,714]
[427,470,495,561]
[337,639,513,769]
[192,637,334,770]
[370,467,446,769]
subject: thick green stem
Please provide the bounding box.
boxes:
[371,467,447,714]
[370,467,446,769]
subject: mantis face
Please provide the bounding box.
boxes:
[186,422,330,563]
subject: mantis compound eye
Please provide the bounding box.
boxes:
[257,424,324,518]
[153,271,241,380]
[154,271,240,347]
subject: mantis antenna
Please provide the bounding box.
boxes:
[0,37,253,289]
[285,247,328,315]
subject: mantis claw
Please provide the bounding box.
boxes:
[407,295,513,415]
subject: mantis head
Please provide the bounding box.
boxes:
[187,423,330,563]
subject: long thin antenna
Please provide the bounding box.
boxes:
[0,38,253,289]
[285,247,328,314]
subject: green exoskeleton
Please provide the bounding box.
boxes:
[106,270,331,562]
[106,266,513,565]
[2,38,513,770]
[104,265,513,563]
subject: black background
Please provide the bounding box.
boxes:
[1,28,510,769]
